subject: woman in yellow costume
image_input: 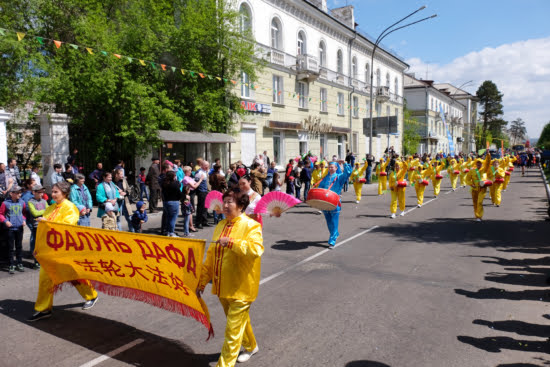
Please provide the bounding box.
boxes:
[447,158,461,191]
[388,159,409,218]
[502,155,517,191]
[413,161,430,208]
[28,181,99,322]
[488,159,506,206]
[376,157,389,195]
[459,157,471,188]
[311,160,328,187]
[350,160,368,203]
[197,189,263,366]
[430,160,445,198]
[465,154,491,221]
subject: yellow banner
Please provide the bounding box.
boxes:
[35,221,212,332]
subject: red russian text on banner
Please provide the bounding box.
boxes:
[35,221,213,335]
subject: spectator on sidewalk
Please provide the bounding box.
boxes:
[162,171,181,237]
[30,165,42,186]
[131,201,148,233]
[50,164,65,186]
[195,160,210,229]
[181,187,194,237]
[88,162,104,187]
[101,202,118,231]
[62,163,75,184]
[0,163,15,203]
[300,159,312,201]
[138,167,148,201]
[114,168,133,232]
[70,174,93,227]
[250,162,267,195]
[96,171,120,222]
[365,154,374,184]
[7,158,21,186]
[209,164,227,224]
[0,185,26,274]
[27,184,48,269]
[146,158,161,213]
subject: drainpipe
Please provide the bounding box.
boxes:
[348,30,358,155]
[425,86,429,154]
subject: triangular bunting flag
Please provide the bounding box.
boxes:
[101,51,108,56]
[223,78,228,83]
[190,71,197,77]
[54,40,62,49]
[207,75,213,80]
[230,80,237,84]
[198,73,205,78]
[36,37,44,45]
[171,66,176,72]
[150,62,156,69]
[160,64,166,71]
[139,59,146,66]
[16,32,25,41]
[86,48,94,54]
[216,77,221,81]
[70,44,78,49]
[113,54,121,59]
[181,69,186,75]
[0,28,5,36]
[126,57,133,63]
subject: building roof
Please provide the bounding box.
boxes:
[158,130,236,144]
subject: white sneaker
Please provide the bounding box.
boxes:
[390,213,396,219]
[237,346,259,363]
[417,204,422,208]
[355,200,360,204]
[400,211,405,216]
[476,218,482,222]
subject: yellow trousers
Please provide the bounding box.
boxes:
[353,182,364,202]
[390,188,406,213]
[450,174,459,189]
[459,173,467,187]
[415,184,426,205]
[490,182,503,205]
[471,187,487,219]
[217,298,257,367]
[378,175,387,195]
[503,174,511,190]
[433,179,442,196]
[35,267,97,312]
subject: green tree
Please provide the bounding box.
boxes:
[401,103,421,155]
[538,121,550,149]
[0,0,259,164]
[508,118,527,145]
[476,80,505,146]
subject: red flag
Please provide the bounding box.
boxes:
[54,40,62,49]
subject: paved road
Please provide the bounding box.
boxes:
[1,167,549,367]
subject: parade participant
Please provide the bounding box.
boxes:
[430,160,445,198]
[197,189,263,366]
[465,154,491,221]
[238,175,263,226]
[447,158,460,191]
[316,160,352,247]
[388,159,409,218]
[502,154,517,191]
[311,161,327,187]
[349,160,368,203]
[459,157,470,188]
[488,159,506,206]
[413,163,430,208]
[376,158,389,195]
[28,181,99,322]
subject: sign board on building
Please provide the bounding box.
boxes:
[301,115,332,134]
[241,100,271,114]
[363,116,398,135]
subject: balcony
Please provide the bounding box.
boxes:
[270,49,285,66]
[296,54,319,82]
[376,86,390,103]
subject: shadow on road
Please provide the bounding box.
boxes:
[457,335,550,354]
[345,361,391,367]
[454,287,550,302]
[0,299,218,366]
[272,240,327,251]
[473,319,550,338]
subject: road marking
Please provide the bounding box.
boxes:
[404,196,436,215]
[260,226,379,285]
[78,338,144,367]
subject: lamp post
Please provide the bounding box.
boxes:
[368,7,437,156]
[449,80,473,155]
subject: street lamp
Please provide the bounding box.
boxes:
[449,80,473,154]
[368,7,437,156]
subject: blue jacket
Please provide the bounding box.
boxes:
[96,181,121,217]
[70,184,93,214]
[318,163,352,195]
[0,198,26,229]
[131,210,148,229]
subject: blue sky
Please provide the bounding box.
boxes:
[327,0,550,138]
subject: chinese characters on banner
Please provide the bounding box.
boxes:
[35,221,211,332]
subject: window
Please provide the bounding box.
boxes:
[376,68,381,86]
[385,73,390,88]
[352,96,359,118]
[297,31,306,55]
[376,103,381,117]
[431,98,434,111]
[365,63,370,84]
[320,88,327,112]
[337,93,344,115]
[271,18,282,50]
[273,131,283,164]
[320,134,327,158]
[337,136,344,159]
[299,132,308,156]
[239,3,252,34]
[319,41,326,66]
[273,75,283,104]
[352,56,357,79]
[394,77,399,95]
[298,82,308,109]
[337,49,343,74]
[241,71,250,98]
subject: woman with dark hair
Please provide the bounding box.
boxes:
[28,181,99,322]
[162,170,181,237]
[197,189,263,366]
[238,175,262,226]
[228,164,245,189]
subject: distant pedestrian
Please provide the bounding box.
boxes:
[0,185,26,274]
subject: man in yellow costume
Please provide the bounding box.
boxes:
[488,159,506,206]
[465,154,491,221]
[28,181,98,322]
[350,160,368,203]
[311,161,328,187]
[430,160,445,197]
[389,159,409,218]
[376,158,389,195]
[412,161,430,208]
[447,158,460,191]
[459,157,471,188]
[198,189,263,366]
[502,154,517,191]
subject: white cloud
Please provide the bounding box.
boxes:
[406,37,550,138]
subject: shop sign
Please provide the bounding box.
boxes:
[301,115,332,134]
[241,100,271,114]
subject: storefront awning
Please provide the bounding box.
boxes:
[158,130,236,144]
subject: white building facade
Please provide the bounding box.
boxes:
[404,74,467,155]
[232,0,408,165]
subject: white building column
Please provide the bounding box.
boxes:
[39,113,70,188]
[0,109,12,164]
